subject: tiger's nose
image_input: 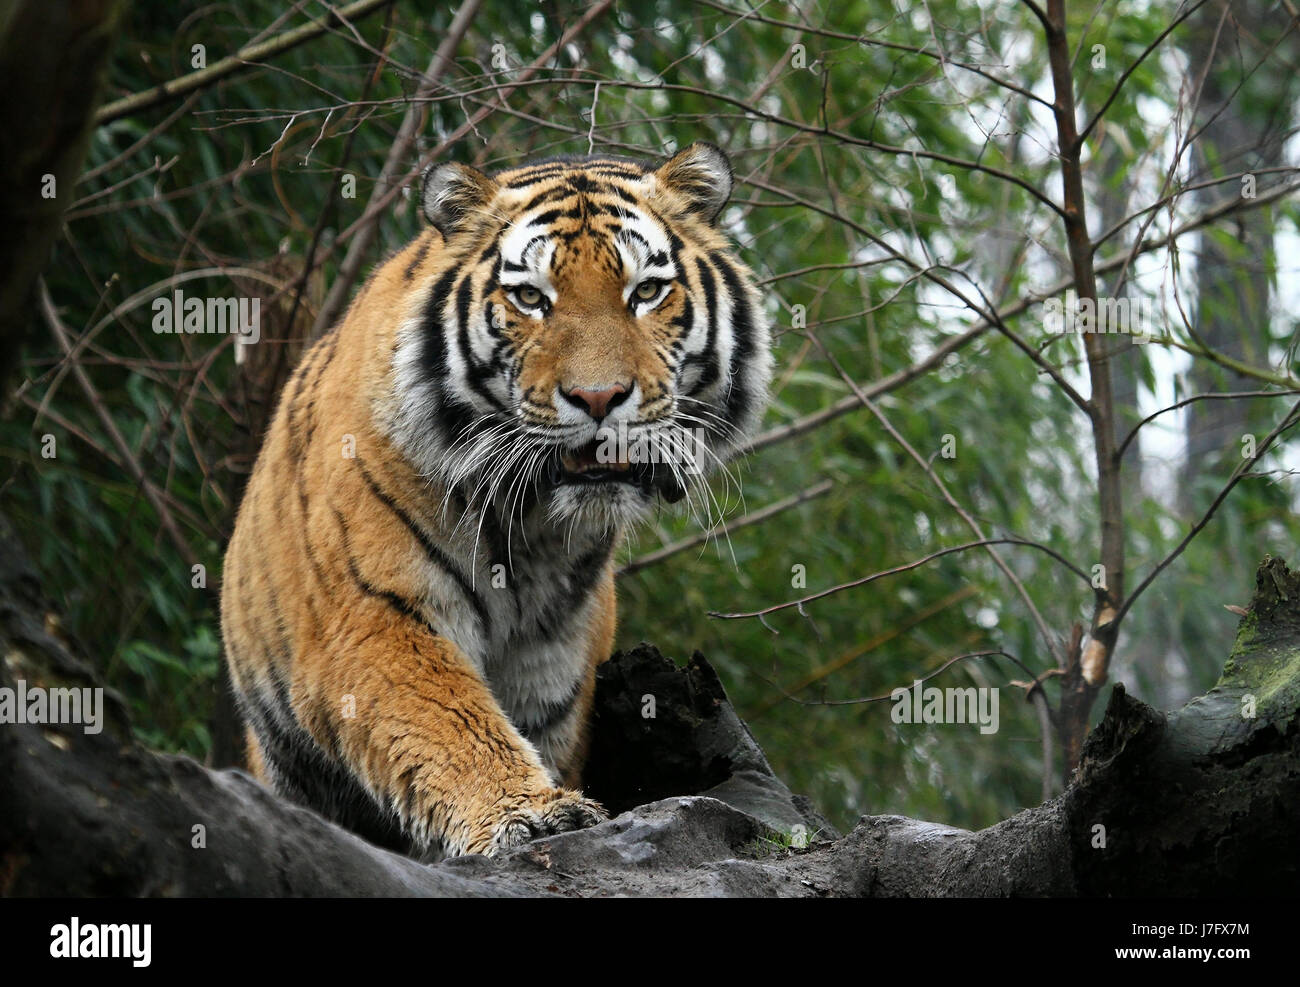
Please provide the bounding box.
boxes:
[563,382,631,421]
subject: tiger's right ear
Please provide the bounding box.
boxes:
[420,162,498,236]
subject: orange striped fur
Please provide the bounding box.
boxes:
[221,143,771,857]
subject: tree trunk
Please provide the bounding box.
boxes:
[0,0,125,390]
[1181,3,1295,490]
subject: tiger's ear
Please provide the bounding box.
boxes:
[654,141,733,223]
[420,161,498,235]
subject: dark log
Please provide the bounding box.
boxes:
[1,518,1295,897]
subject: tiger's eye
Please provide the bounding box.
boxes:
[517,286,543,307]
[634,281,662,301]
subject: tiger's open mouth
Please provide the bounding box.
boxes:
[545,440,686,503]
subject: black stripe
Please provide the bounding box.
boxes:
[518,682,582,736]
[419,265,460,384]
[248,686,411,853]
[564,173,605,194]
[689,257,721,393]
[383,649,520,762]
[712,253,756,421]
[515,185,575,212]
[671,294,702,378]
[505,169,568,189]
[527,540,614,640]
[587,202,637,219]
[484,302,503,341]
[639,201,686,255]
[517,233,550,266]
[357,461,492,632]
[455,271,507,412]
[620,228,651,250]
[606,184,641,205]
[332,505,444,639]
[439,396,478,457]
[502,165,643,191]
[403,234,433,280]
[415,265,487,482]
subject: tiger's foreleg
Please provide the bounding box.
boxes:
[269,595,606,858]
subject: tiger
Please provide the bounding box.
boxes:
[220,141,773,858]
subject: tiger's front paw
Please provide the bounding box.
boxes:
[480,789,608,856]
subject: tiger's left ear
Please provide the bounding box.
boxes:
[420,161,499,235]
[654,142,733,224]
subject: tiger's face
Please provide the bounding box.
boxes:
[388,142,772,532]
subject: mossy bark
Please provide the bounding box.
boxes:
[1062,556,1300,896]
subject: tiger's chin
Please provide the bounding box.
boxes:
[540,460,687,531]
[544,481,656,531]
[538,437,689,531]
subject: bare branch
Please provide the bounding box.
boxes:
[310,0,484,335]
[312,0,617,333]
[1116,389,1300,460]
[1020,0,1053,34]
[696,0,1055,109]
[773,650,1039,707]
[1077,0,1211,146]
[711,537,1090,621]
[744,174,1294,458]
[619,480,833,577]
[1117,398,1300,625]
[94,0,398,125]
[748,586,981,717]
[37,279,197,568]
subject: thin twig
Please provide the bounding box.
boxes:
[37,279,197,568]
[619,479,833,576]
[711,537,1090,620]
[94,0,398,125]
[1117,397,1300,624]
[313,0,617,331]
[778,650,1038,707]
[310,0,484,335]
[1116,389,1300,460]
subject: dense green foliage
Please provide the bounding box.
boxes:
[5,0,1296,833]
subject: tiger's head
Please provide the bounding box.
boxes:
[386,142,772,532]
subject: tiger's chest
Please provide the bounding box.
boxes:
[421,522,614,743]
